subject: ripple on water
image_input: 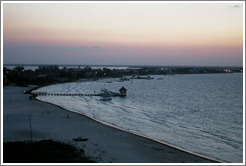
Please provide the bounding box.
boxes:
[35,74,243,163]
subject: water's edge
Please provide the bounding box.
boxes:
[35,96,224,163]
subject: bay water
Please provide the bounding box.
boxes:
[35,73,243,162]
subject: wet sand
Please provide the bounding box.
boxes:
[3,86,221,163]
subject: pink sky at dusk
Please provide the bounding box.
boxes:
[2,2,244,66]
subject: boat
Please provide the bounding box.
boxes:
[100,96,112,101]
[133,75,154,80]
[99,87,127,99]
[118,76,130,82]
[73,137,88,142]
[146,76,154,80]
[100,89,112,101]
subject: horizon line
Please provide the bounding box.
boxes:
[3,63,243,68]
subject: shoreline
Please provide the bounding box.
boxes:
[3,85,222,163]
[36,97,223,163]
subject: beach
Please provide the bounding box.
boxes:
[3,86,221,163]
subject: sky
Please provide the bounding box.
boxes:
[2,2,244,66]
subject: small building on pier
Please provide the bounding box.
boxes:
[119,86,127,97]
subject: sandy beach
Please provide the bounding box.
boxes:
[3,86,221,163]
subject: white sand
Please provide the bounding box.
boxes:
[3,86,221,163]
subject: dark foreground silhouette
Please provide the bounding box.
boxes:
[3,140,95,163]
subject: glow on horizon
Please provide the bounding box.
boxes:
[2,2,244,66]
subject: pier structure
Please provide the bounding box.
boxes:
[31,92,101,97]
[31,86,127,97]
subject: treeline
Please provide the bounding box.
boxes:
[3,65,243,86]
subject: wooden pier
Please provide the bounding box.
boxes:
[31,92,102,97]
[31,86,127,98]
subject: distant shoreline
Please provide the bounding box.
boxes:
[3,64,243,88]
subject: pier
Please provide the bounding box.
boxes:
[31,92,102,97]
[31,86,127,98]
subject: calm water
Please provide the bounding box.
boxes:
[35,73,243,163]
